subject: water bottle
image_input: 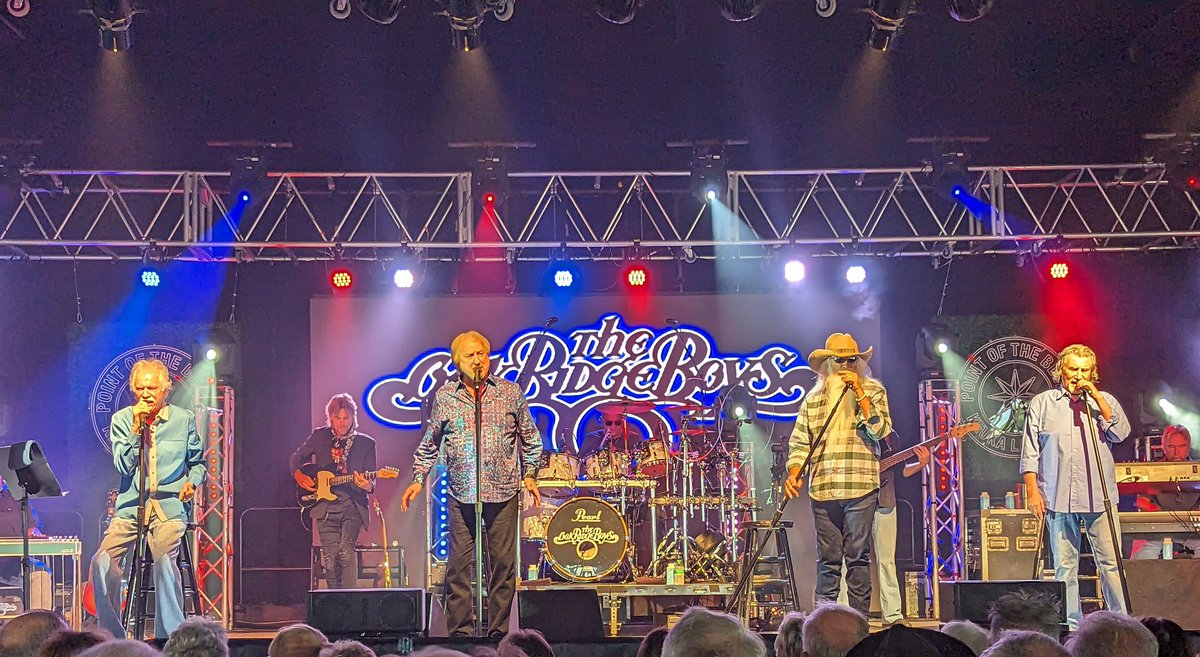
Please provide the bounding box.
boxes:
[527,563,538,581]
[1163,537,1174,560]
[666,562,678,585]
[979,491,991,510]
[1005,492,1015,510]
[675,562,686,585]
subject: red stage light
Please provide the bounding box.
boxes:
[1188,175,1200,190]
[625,264,649,288]
[483,192,496,204]
[1048,261,1069,280]
[331,269,353,289]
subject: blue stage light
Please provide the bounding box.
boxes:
[140,268,161,287]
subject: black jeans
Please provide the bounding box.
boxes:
[316,503,364,589]
[811,491,878,614]
[445,495,519,637]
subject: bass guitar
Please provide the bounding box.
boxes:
[297,463,399,530]
[878,422,981,472]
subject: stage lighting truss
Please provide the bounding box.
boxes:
[7,162,1200,263]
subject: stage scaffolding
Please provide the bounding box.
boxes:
[1,163,1198,261]
[919,378,964,617]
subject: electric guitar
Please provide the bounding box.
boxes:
[297,463,399,530]
[878,422,981,472]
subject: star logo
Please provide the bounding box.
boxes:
[986,369,1039,406]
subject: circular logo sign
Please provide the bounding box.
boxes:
[89,345,194,453]
[957,336,1058,459]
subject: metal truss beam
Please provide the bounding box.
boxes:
[2,164,1198,261]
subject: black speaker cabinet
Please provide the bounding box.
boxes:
[518,589,604,642]
[308,588,425,636]
[938,580,1066,625]
[1125,560,1200,631]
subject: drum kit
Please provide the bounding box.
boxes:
[524,399,758,585]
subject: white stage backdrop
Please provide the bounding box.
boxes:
[310,292,882,608]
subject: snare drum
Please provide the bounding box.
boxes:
[537,452,580,496]
[544,497,629,581]
[583,450,631,481]
[636,441,670,478]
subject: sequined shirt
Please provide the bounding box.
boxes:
[412,375,543,504]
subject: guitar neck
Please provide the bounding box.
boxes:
[879,434,948,472]
[326,470,381,486]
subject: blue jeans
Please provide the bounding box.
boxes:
[812,492,878,613]
[90,516,187,639]
[836,506,903,623]
[1046,510,1126,628]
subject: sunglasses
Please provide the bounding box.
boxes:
[833,356,859,364]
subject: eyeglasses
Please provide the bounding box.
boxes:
[833,356,858,364]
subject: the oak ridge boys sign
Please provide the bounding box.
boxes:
[364,314,813,448]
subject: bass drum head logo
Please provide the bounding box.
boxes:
[89,345,194,453]
[958,336,1057,459]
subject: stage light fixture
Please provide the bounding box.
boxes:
[87,0,134,52]
[473,154,509,208]
[625,263,649,289]
[331,269,353,290]
[139,267,160,288]
[867,0,915,52]
[594,0,643,24]
[437,0,497,52]
[783,259,806,283]
[393,268,415,289]
[1159,398,1177,414]
[718,0,768,22]
[7,0,30,17]
[723,385,757,422]
[204,347,218,361]
[845,264,867,284]
[689,147,727,204]
[917,323,958,372]
[1048,261,1069,280]
[946,0,992,21]
[229,152,270,207]
[930,153,971,201]
[355,0,404,24]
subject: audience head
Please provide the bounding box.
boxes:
[163,616,228,657]
[1065,611,1157,657]
[774,611,806,657]
[846,625,975,657]
[987,591,1063,643]
[940,620,989,656]
[0,609,72,657]
[498,629,551,657]
[317,640,376,657]
[269,624,330,657]
[802,603,869,657]
[406,650,471,657]
[77,640,163,657]
[35,630,110,657]
[468,648,500,657]
[635,626,669,657]
[981,630,1069,657]
[1139,616,1191,657]
[662,606,766,657]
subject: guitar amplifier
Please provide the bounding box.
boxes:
[967,509,1042,580]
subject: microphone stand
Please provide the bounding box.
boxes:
[725,384,852,615]
[471,366,485,638]
[121,415,153,638]
[1079,388,1133,613]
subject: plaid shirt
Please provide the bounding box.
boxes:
[412,375,543,504]
[787,378,892,502]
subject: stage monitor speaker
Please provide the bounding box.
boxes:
[968,509,1041,580]
[1125,560,1200,631]
[518,589,604,642]
[308,588,425,636]
[938,580,1065,626]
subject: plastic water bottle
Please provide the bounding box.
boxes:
[666,562,678,585]
[1005,492,1015,510]
[1163,537,1174,560]
[675,562,686,585]
[527,563,538,581]
[980,491,991,510]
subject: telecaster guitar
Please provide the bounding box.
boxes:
[297,464,399,530]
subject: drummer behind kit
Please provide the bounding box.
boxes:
[521,399,752,585]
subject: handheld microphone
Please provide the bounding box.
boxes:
[546,316,558,327]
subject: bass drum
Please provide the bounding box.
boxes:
[544,497,629,581]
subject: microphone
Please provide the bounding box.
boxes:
[666,318,680,328]
[546,316,558,327]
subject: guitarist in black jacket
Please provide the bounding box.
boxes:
[290,393,376,589]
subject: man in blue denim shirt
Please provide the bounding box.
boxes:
[1021,344,1130,629]
[401,330,542,637]
[90,359,205,639]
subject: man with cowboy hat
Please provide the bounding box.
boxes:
[784,333,892,614]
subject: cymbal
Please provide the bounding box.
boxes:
[596,399,656,414]
[664,403,711,412]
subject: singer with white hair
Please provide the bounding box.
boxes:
[1020,343,1131,629]
[401,330,543,637]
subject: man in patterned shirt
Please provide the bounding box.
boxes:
[400,330,543,637]
[783,333,891,614]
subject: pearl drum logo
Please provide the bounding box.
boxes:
[89,345,194,453]
[958,336,1058,459]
